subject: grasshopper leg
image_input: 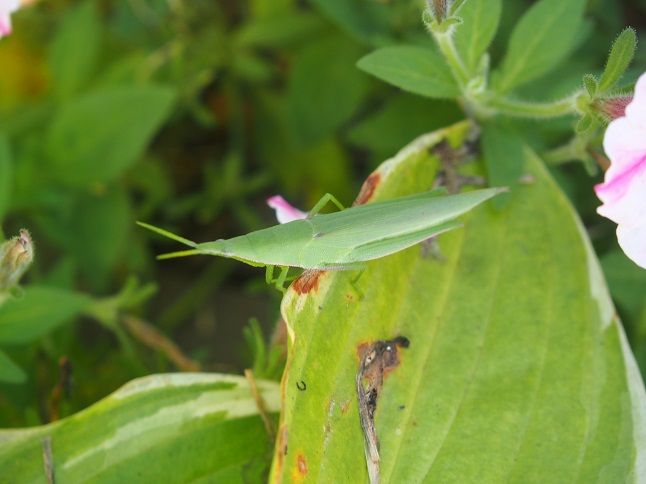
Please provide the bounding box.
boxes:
[308,193,345,218]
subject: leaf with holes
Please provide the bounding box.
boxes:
[269,122,645,482]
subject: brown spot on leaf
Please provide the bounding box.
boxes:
[353,172,381,205]
[274,425,288,476]
[340,400,351,414]
[356,336,410,482]
[292,269,324,294]
[297,454,308,476]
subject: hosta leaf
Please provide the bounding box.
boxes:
[0,373,280,482]
[270,122,645,482]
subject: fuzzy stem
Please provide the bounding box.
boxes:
[487,94,580,119]
[434,31,470,87]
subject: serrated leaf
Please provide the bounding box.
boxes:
[481,121,524,208]
[0,348,26,383]
[0,373,279,481]
[598,28,637,93]
[0,287,91,345]
[357,46,459,99]
[270,122,645,482]
[453,0,502,73]
[495,0,586,92]
[49,2,101,100]
[46,86,175,187]
[0,134,11,221]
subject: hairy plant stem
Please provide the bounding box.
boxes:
[485,94,580,119]
[543,140,584,165]
[433,31,470,87]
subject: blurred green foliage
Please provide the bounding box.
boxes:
[0,0,645,429]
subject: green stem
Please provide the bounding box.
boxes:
[543,141,582,165]
[486,94,579,119]
[434,31,470,87]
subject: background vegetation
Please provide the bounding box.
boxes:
[0,0,645,434]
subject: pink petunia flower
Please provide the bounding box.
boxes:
[595,73,646,269]
[0,0,19,38]
[266,195,308,224]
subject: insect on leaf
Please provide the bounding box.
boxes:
[139,188,503,271]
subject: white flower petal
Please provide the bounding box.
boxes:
[595,156,646,224]
[625,72,646,131]
[266,195,307,224]
[0,12,12,37]
[617,223,646,269]
[598,71,646,270]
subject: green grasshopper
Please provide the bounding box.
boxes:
[138,187,503,290]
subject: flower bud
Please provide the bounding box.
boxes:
[0,229,34,291]
[427,0,448,22]
[594,96,633,121]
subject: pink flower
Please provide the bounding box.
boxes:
[0,0,19,38]
[266,195,307,224]
[595,73,646,269]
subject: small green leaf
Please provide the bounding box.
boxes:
[449,0,468,15]
[288,36,368,146]
[481,121,525,208]
[494,0,586,92]
[357,46,459,99]
[0,135,11,222]
[0,348,26,383]
[46,86,175,187]
[0,287,91,345]
[583,74,598,97]
[453,0,502,73]
[49,2,101,100]
[576,114,594,134]
[598,28,637,93]
[0,373,280,481]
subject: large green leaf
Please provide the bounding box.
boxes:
[0,287,91,345]
[49,1,101,100]
[270,122,645,482]
[0,373,280,482]
[46,86,175,187]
